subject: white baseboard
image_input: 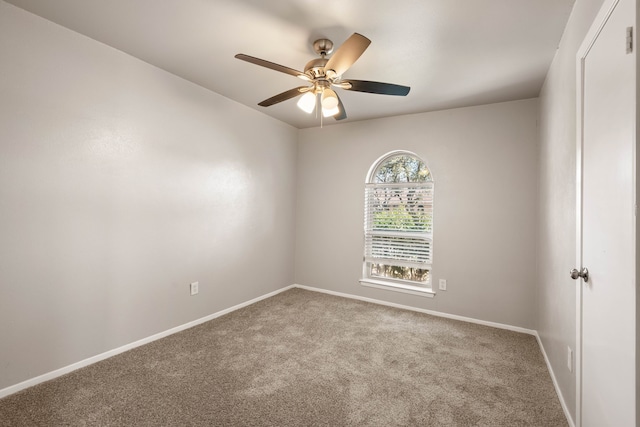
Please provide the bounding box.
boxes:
[0,285,295,399]
[293,284,536,335]
[534,332,575,427]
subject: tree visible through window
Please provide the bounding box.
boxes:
[363,152,433,288]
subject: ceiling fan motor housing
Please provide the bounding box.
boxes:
[304,57,329,79]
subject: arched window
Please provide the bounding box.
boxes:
[362,151,434,293]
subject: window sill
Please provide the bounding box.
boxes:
[359,279,435,298]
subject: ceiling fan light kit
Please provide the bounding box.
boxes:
[297,91,316,113]
[235,33,410,123]
[322,105,340,118]
[321,88,339,110]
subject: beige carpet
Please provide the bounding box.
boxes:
[0,288,567,426]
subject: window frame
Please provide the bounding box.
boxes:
[360,150,435,297]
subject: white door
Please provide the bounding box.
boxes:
[578,0,636,425]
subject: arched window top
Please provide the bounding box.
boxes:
[367,151,432,184]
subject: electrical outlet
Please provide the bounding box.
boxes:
[190,281,199,296]
[567,346,573,373]
[438,279,447,291]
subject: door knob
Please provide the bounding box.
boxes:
[570,267,589,282]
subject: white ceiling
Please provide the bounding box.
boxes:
[5,0,575,129]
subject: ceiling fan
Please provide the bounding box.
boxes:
[235,33,410,121]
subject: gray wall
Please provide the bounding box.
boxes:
[537,0,605,421]
[0,2,297,390]
[295,99,539,329]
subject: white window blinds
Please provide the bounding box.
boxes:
[364,182,433,269]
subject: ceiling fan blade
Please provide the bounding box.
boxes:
[333,93,347,121]
[324,33,371,78]
[235,54,310,81]
[258,87,311,107]
[340,79,410,96]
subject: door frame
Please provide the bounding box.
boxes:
[575,0,637,425]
